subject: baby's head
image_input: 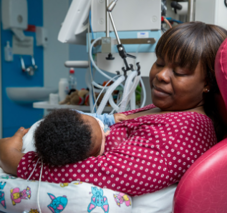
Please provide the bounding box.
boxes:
[34,109,105,166]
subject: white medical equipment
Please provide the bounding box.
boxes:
[58,0,162,114]
[1,0,28,41]
[195,0,227,29]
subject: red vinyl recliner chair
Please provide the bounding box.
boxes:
[173,38,227,213]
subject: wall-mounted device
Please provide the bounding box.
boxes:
[20,56,38,76]
[1,0,28,41]
[36,27,48,48]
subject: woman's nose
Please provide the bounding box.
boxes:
[155,67,171,83]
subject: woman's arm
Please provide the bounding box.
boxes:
[0,127,27,175]
[17,111,217,196]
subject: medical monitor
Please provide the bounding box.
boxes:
[58,0,91,45]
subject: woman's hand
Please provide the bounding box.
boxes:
[0,127,28,176]
[0,127,29,151]
[114,113,128,123]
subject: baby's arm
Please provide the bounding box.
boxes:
[96,113,127,126]
[75,110,127,127]
[113,113,127,123]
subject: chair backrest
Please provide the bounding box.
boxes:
[173,38,227,213]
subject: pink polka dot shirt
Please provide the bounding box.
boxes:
[18,104,217,196]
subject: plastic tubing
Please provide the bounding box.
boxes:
[119,71,138,112]
[92,75,120,113]
[130,90,136,110]
[123,75,140,111]
[90,37,115,81]
[110,74,140,114]
[108,72,147,114]
[89,37,124,90]
[130,75,141,110]
[109,95,119,112]
[85,69,106,92]
[96,75,125,115]
[140,77,147,108]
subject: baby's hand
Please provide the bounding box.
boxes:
[104,130,110,137]
[114,113,127,123]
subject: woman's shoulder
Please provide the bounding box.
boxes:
[156,111,217,145]
[170,111,211,120]
[159,111,213,126]
[161,111,216,138]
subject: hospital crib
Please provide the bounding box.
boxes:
[173,38,227,213]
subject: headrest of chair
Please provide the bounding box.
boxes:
[215,38,227,126]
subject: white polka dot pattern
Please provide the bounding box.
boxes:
[17,104,217,196]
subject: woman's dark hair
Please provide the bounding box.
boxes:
[155,22,227,141]
[34,109,92,166]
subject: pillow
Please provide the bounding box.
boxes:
[132,184,177,213]
[0,173,132,213]
[0,171,177,213]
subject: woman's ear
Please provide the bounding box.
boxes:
[203,86,210,93]
[203,78,211,93]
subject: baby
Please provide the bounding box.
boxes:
[25,109,127,166]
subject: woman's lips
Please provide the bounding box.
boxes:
[153,85,171,97]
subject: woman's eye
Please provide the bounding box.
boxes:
[173,69,186,76]
[156,63,164,67]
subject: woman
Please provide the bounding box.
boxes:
[0,22,226,196]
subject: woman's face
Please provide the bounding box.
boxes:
[149,57,207,111]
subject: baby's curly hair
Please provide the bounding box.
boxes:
[34,109,92,166]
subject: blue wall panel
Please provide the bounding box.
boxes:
[1,0,44,137]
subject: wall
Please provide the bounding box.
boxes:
[43,0,70,89]
[1,0,44,137]
[69,45,115,91]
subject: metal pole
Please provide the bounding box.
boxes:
[106,0,110,37]
[187,0,195,22]
[108,12,121,45]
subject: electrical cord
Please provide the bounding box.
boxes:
[166,17,183,24]
[163,17,172,29]
[37,161,43,213]
[26,158,43,213]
